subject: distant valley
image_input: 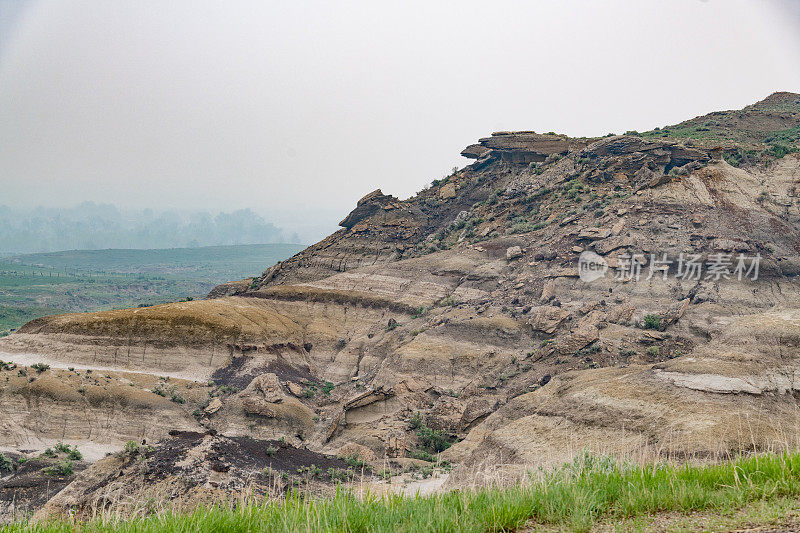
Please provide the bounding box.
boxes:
[0,243,304,336]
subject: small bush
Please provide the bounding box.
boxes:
[44,459,74,477]
[30,363,50,373]
[297,464,322,478]
[340,455,370,470]
[328,467,354,482]
[766,143,798,159]
[575,343,601,357]
[321,381,335,395]
[0,452,12,473]
[417,425,452,453]
[123,440,140,456]
[54,442,71,454]
[265,446,278,457]
[410,449,434,462]
[723,148,756,167]
[643,314,662,330]
[54,442,83,460]
[151,382,185,403]
[409,411,423,430]
[67,447,83,460]
[170,391,185,404]
[438,296,458,307]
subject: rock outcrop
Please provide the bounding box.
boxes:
[339,189,398,229]
[462,131,590,165]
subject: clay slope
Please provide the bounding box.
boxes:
[2,93,800,509]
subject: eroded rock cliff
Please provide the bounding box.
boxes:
[3,92,800,514]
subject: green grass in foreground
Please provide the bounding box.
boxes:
[6,451,800,532]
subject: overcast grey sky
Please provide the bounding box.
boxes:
[1,0,799,241]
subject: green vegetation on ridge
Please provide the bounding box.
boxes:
[634,93,800,166]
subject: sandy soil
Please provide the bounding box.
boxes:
[0,351,210,382]
[0,439,119,463]
[361,472,451,498]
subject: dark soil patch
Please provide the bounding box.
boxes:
[139,431,206,483]
[119,432,357,488]
[0,454,87,522]
[211,354,255,389]
[211,349,315,390]
[220,436,351,478]
[264,359,316,384]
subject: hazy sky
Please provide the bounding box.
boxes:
[1,0,799,241]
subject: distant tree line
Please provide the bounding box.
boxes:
[0,203,299,253]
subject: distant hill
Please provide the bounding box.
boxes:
[0,203,300,254]
[8,243,305,280]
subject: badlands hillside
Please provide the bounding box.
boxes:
[2,92,800,519]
